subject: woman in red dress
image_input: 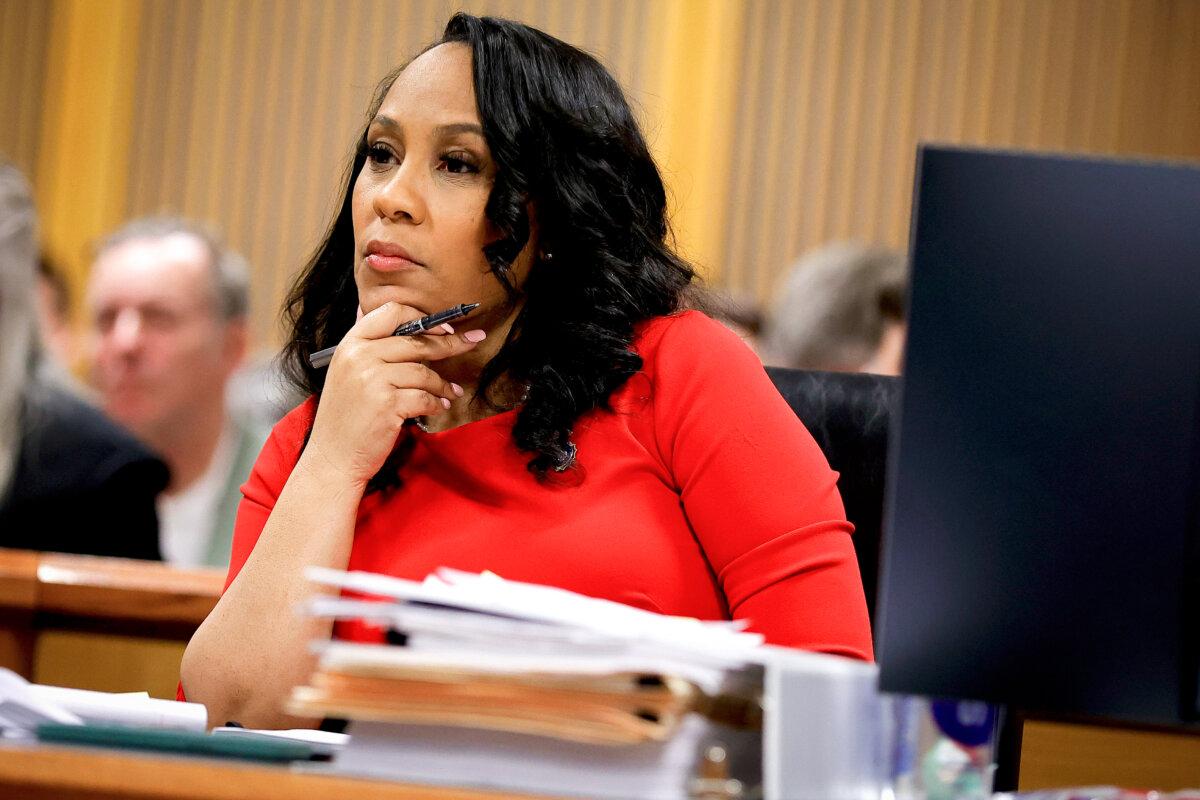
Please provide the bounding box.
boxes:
[181,13,872,729]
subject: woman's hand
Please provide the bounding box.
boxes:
[303,302,483,487]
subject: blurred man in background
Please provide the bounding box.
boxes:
[86,218,266,568]
[762,241,908,376]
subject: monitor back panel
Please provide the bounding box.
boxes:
[877,146,1200,724]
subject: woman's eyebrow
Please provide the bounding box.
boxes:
[370,114,401,131]
[435,122,484,137]
[368,117,482,138]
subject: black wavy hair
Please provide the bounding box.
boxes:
[281,13,695,488]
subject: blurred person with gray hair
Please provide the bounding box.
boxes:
[762,241,908,376]
[0,161,167,557]
[86,218,269,568]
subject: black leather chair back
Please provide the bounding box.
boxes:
[766,367,899,628]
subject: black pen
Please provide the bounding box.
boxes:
[308,302,480,369]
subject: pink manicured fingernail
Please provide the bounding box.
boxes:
[463,329,486,343]
[450,383,464,397]
[439,323,455,334]
[441,397,452,409]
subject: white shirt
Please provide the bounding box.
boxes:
[158,422,237,568]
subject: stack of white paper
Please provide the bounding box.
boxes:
[293,567,767,799]
[0,668,207,736]
[335,715,761,800]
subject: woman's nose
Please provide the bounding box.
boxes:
[373,162,427,224]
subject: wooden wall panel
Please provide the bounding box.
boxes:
[0,1,52,184]
[33,0,143,303]
[721,0,1200,304]
[4,0,1199,346]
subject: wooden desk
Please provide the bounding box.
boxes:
[1019,718,1200,791]
[0,742,535,800]
[1,550,1198,792]
[1,735,1197,800]
[0,550,222,697]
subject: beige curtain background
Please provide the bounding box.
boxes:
[3,0,1198,350]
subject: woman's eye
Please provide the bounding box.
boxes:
[440,153,479,175]
[366,143,397,166]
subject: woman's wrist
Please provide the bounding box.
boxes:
[294,442,370,496]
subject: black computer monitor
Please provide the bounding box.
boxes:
[876,146,1200,727]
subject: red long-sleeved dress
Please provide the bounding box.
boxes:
[223,310,872,659]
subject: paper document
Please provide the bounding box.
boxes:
[0,668,206,735]
[211,726,348,757]
[30,684,206,732]
[0,670,82,732]
[307,566,761,649]
[336,715,762,800]
[306,567,764,673]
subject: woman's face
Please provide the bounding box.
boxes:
[351,43,531,328]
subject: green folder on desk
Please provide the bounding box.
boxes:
[36,723,318,763]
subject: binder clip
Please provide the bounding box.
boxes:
[689,744,749,799]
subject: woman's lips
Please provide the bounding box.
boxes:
[363,239,424,272]
[365,253,422,272]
